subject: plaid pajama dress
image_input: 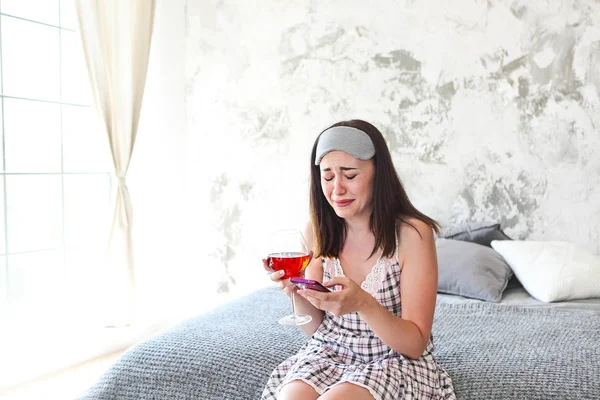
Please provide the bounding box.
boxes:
[261,252,456,400]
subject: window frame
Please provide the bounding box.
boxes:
[0,3,112,316]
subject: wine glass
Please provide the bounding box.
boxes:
[266,229,313,326]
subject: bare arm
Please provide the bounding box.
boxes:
[299,219,438,358]
[357,220,438,358]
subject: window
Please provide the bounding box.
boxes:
[0,0,112,326]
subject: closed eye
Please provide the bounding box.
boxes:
[324,175,356,182]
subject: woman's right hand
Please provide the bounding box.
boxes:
[262,259,297,296]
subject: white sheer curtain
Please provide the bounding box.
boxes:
[75,0,156,326]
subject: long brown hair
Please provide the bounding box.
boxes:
[309,119,440,259]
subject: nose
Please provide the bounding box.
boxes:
[333,177,346,196]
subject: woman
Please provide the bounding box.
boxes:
[262,120,455,400]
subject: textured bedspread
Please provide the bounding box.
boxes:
[433,302,599,399]
[77,288,600,400]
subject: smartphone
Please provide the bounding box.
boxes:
[290,277,331,292]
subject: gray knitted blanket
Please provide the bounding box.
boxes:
[77,288,600,400]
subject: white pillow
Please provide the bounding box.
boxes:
[490,240,600,302]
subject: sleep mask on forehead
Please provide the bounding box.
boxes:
[314,126,376,165]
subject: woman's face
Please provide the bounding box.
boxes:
[319,151,375,221]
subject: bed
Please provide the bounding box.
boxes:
[76,222,600,399]
[76,278,600,400]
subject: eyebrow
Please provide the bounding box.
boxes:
[320,167,358,172]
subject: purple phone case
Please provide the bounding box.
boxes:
[289,277,331,292]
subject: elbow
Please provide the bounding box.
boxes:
[403,347,425,360]
[301,312,324,336]
[402,336,428,360]
[407,323,430,359]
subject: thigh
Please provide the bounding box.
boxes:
[319,382,375,400]
[278,380,320,400]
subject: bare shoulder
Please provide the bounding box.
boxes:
[397,218,437,272]
[397,217,435,247]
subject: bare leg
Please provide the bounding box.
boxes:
[278,380,320,400]
[319,382,375,400]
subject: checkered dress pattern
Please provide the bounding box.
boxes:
[261,254,456,400]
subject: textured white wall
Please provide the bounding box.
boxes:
[131,0,191,320]
[185,0,600,292]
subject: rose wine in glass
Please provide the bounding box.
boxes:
[266,252,310,280]
[267,230,313,326]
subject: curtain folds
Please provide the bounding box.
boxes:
[75,0,156,325]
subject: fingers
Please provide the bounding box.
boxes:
[299,289,348,316]
[298,288,331,305]
[323,276,348,288]
[269,269,285,282]
[297,288,337,312]
[282,283,297,297]
[281,279,300,297]
[262,259,273,272]
[265,268,296,294]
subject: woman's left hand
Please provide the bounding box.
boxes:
[297,276,371,317]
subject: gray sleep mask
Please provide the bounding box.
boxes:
[314,126,376,165]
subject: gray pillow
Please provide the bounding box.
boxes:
[440,222,511,248]
[436,238,513,302]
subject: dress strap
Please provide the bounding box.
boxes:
[392,224,400,264]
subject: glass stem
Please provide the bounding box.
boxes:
[291,290,297,316]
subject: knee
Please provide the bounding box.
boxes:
[318,382,375,400]
[278,380,319,400]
